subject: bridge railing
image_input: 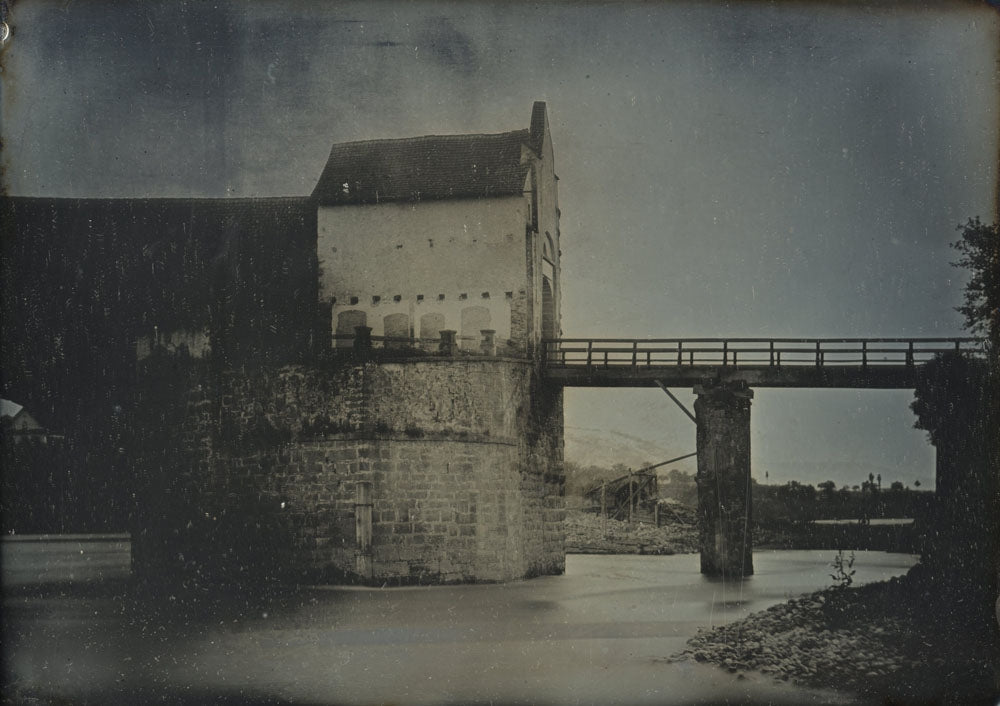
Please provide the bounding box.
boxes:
[543,338,984,369]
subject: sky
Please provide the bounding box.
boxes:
[3,0,998,489]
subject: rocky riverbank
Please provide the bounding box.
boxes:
[670,569,999,704]
[563,507,699,555]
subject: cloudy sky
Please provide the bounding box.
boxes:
[4,1,997,488]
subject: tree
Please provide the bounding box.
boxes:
[908,217,999,634]
[951,217,999,341]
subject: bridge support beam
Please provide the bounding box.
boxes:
[694,381,754,577]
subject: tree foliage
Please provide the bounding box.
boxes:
[910,351,988,446]
[951,217,999,340]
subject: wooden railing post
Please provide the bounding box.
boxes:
[906,341,914,366]
[677,341,683,366]
[632,340,638,368]
[862,341,868,368]
[722,341,728,366]
[586,340,593,370]
[355,481,373,580]
[480,329,496,357]
[627,470,634,525]
[769,341,775,366]
[354,326,373,357]
[439,330,457,356]
[815,340,821,367]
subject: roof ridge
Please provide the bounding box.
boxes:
[325,128,529,150]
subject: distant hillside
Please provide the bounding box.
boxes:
[564,426,695,473]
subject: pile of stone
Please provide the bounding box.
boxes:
[670,575,995,703]
[673,590,913,687]
[563,508,699,555]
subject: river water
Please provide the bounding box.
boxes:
[2,538,916,705]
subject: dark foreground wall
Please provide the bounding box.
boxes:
[131,354,565,586]
[1,196,317,533]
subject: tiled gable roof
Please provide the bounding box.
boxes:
[311,129,532,206]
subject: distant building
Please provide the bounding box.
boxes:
[0,399,59,444]
[1,399,41,432]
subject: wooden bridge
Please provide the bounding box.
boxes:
[542,337,984,388]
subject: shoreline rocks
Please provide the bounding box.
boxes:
[669,573,999,704]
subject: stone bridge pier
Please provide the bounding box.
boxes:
[694,381,754,577]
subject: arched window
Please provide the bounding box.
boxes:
[419,312,446,342]
[460,306,490,351]
[383,313,410,349]
[335,310,366,348]
[541,276,555,341]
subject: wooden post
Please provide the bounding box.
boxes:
[480,329,496,357]
[769,341,774,366]
[355,481,373,580]
[439,330,457,356]
[862,341,868,368]
[628,470,634,524]
[600,482,607,538]
[354,325,373,357]
[632,340,638,368]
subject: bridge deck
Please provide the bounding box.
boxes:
[543,338,983,388]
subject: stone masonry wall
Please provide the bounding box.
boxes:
[132,357,564,587]
[694,383,754,578]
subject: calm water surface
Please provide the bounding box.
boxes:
[2,538,916,705]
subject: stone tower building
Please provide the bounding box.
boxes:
[314,101,561,355]
[129,102,566,586]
